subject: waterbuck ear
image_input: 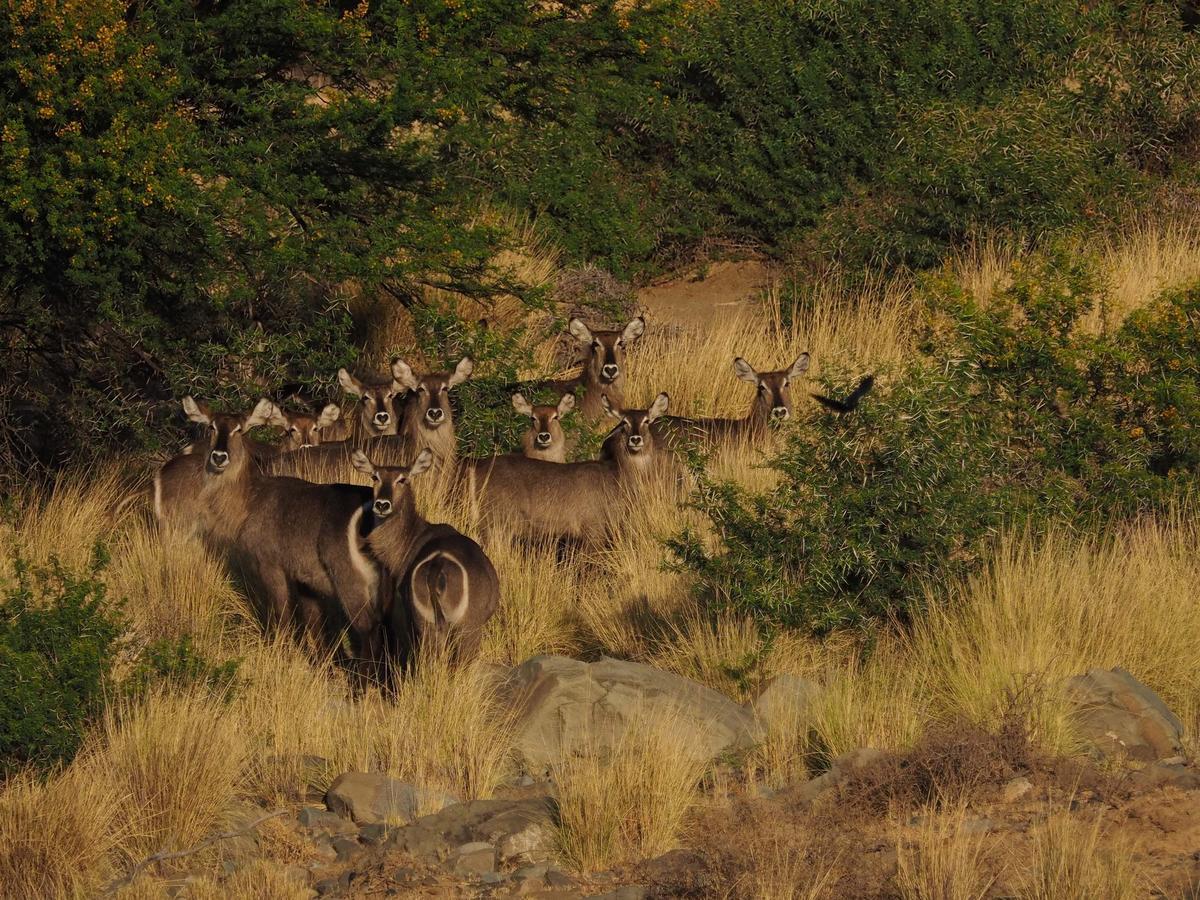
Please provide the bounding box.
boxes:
[266,403,290,429]
[600,393,621,419]
[181,396,211,425]
[315,404,341,429]
[448,357,474,387]
[409,448,434,478]
[732,357,759,384]
[789,353,811,378]
[351,450,375,476]
[338,368,363,396]
[511,393,533,417]
[622,316,646,344]
[557,392,576,415]
[568,318,593,344]
[647,391,670,423]
[391,358,419,391]
[245,398,276,429]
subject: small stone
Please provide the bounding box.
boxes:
[544,868,577,889]
[313,838,338,863]
[449,840,496,876]
[1001,777,1033,803]
[325,771,457,826]
[314,877,341,896]
[332,836,362,862]
[481,871,504,884]
[298,806,356,834]
[358,822,397,845]
[512,863,551,882]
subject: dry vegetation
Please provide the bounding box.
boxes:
[3,219,1200,897]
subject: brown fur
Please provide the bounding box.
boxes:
[360,449,499,668]
[390,356,473,463]
[540,317,644,421]
[337,367,404,439]
[513,392,574,463]
[463,391,670,546]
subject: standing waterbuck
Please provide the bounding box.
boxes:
[536,316,645,420]
[462,392,671,546]
[390,356,473,463]
[656,354,811,449]
[358,449,500,668]
[337,367,404,438]
[512,392,575,463]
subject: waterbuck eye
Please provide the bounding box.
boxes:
[398,475,407,484]
[782,378,790,387]
[371,473,380,483]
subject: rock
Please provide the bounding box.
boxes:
[449,841,496,876]
[1001,777,1033,804]
[796,747,887,803]
[314,877,341,897]
[1130,761,1200,792]
[324,772,458,826]
[358,822,399,846]
[747,673,821,732]
[331,836,362,862]
[387,797,556,866]
[298,806,356,834]
[312,837,338,863]
[1063,668,1184,763]
[283,865,310,886]
[544,868,578,889]
[503,655,760,769]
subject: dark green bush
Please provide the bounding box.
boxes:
[0,554,123,774]
[675,249,1200,633]
[123,635,241,701]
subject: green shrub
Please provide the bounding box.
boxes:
[124,635,241,701]
[675,248,1200,633]
[0,555,123,774]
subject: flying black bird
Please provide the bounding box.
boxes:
[810,374,875,414]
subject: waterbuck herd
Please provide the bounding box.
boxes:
[153,315,865,681]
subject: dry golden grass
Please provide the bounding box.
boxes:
[894,805,995,900]
[737,833,841,900]
[1101,216,1200,326]
[1019,812,1143,900]
[100,688,247,860]
[106,522,250,652]
[914,516,1200,753]
[553,708,710,872]
[0,762,120,898]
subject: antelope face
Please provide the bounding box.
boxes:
[338,369,401,435]
[734,354,811,422]
[352,448,434,519]
[278,404,341,450]
[513,392,574,455]
[569,316,644,386]
[182,397,276,474]
[604,392,669,456]
[392,357,473,431]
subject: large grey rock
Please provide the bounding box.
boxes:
[324,772,458,825]
[747,673,821,732]
[504,655,760,768]
[1063,668,1184,763]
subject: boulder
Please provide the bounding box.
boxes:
[503,655,760,768]
[448,841,496,876]
[1063,668,1184,763]
[324,772,458,826]
[747,673,821,732]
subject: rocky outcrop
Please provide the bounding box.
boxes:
[1063,668,1184,763]
[503,655,761,769]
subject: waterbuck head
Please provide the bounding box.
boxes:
[351,447,433,521]
[733,354,811,423]
[569,316,645,388]
[182,396,277,475]
[602,392,669,462]
[276,403,342,450]
[513,392,575,461]
[391,357,473,433]
[338,368,402,436]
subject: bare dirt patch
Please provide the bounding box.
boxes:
[637,260,771,329]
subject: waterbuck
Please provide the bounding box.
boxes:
[358,449,500,668]
[337,367,404,438]
[537,316,645,420]
[512,392,575,463]
[276,403,344,451]
[462,391,670,546]
[655,354,810,449]
[390,356,473,463]
[162,396,388,666]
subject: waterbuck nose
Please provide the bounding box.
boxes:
[425,407,444,424]
[536,431,552,446]
[373,499,392,517]
[209,449,229,468]
[601,363,619,380]
[628,433,644,448]
[374,410,391,426]
[771,406,789,420]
